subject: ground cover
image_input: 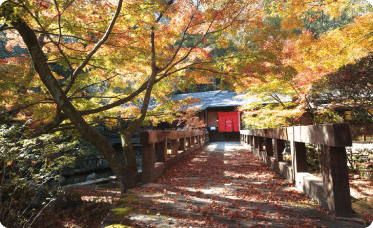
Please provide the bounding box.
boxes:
[30,183,121,228]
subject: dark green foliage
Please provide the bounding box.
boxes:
[0,123,85,227]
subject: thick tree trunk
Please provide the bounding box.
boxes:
[120,130,138,173]
[120,130,138,188]
[11,18,130,193]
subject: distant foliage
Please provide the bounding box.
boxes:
[176,107,206,130]
[311,53,373,126]
[313,109,344,125]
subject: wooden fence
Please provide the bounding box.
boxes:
[140,130,209,184]
[240,123,353,217]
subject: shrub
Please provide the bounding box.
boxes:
[0,123,85,228]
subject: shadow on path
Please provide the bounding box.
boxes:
[102,142,366,228]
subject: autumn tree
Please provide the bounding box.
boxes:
[0,0,264,192]
[231,0,373,128]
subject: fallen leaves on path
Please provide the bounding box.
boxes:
[116,145,368,227]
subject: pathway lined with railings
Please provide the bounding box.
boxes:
[102,142,365,228]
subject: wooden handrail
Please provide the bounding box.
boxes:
[240,123,352,147]
[140,130,209,184]
[240,123,353,217]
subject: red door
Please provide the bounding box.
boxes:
[226,118,233,131]
[218,115,226,131]
[218,112,240,132]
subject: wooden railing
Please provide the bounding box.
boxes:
[240,123,352,217]
[140,130,209,184]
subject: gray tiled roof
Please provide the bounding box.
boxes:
[171,90,292,111]
[129,90,291,111]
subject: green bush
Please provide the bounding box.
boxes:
[305,144,321,173]
[0,123,86,228]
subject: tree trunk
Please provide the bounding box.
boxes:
[11,18,130,193]
[120,130,138,173]
[120,130,138,188]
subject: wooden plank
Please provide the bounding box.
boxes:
[157,141,167,163]
[265,138,273,157]
[140,130,207,144]
[274,139,285,161]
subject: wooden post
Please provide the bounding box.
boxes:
[171,139,178,155]
[294,142,308,173]
[265,138,273,156]
[274,139,285,161]
[179,137,185,151]
[252,136,255,150]
[253,136,259,153]
[157,141,167,163]
[321,146,352,217]
[258,137,264,151]
[142,144,155,184]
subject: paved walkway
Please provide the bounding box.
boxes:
[102,142,366,228]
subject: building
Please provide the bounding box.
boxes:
[172,90,291,141]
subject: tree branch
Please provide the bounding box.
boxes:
[68,74,124,98]
[0,23,13,31]
[159,2,200,71]
[53,0,62,47]
[0,101,54,117]
[64,0,124,94]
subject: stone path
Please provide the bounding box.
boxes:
[102,142,366,228]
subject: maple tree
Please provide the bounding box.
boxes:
[232,0,373,128]
[0,0,265,192]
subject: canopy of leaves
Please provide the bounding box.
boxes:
[0,0,266,133]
